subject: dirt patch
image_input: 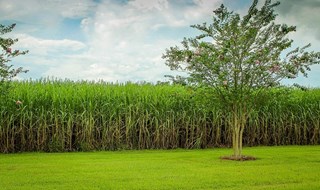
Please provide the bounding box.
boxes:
[220,155,256,161]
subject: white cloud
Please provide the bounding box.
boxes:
[276,0,320,41]
[2,0,319,86]
[190,0,224,17]
[37,0,209,82]
[0,0,95,20]
[13,34,86,57]
[128,0,169,11]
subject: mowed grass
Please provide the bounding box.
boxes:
[0,146,319,190]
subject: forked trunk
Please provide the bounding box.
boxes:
[232,126,243,158]
[231,108,246,159]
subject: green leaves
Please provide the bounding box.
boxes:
[162,0,320,157]
[0,23,16,35]
[163,0,320,93]
[0,23,28,97]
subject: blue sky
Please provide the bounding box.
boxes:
[1,0,319,86]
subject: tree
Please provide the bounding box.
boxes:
[162,0,320,160]
[0,23,28,97]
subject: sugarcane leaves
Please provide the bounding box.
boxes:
[163,0,320,159]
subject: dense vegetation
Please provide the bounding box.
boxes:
[162,0,320,159]
[0,79,319,153]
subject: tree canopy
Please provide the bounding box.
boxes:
[162,0,320,159]
[0,23,28,96]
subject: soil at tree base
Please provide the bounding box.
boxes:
[220,155,256,161]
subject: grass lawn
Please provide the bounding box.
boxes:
[0,146,319,190]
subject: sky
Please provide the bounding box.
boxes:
[1,0,319,86]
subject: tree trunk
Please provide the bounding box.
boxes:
[232,125,242,158]
[231,107,246,159]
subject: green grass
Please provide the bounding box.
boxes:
[1,146,319,190]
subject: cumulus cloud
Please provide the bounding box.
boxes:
[9,34,87,81]
[40,0,223,82]
[128,0,169,11]
[14,34,86,55]
[1,0,319,86]
[276,0,320,40]
[0,0,95,20]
